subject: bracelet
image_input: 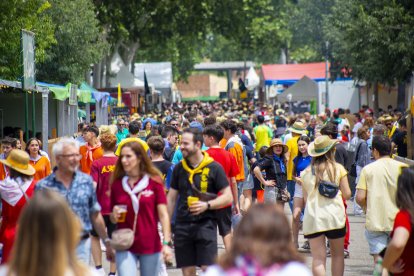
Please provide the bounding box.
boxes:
[163,240,172,246]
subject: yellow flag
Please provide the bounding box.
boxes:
[117,83,122,107]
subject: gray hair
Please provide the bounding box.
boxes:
[52,137,80,157]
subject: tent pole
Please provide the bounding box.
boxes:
[32,91,36,138]
[24,92,29,141]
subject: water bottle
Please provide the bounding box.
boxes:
[373,258,383,276]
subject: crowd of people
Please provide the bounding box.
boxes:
[0,99,412,276]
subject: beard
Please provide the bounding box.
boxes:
[182,147,197,158]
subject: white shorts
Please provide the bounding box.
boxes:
[293,183,303,198]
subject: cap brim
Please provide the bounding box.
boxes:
[0,159,36,176]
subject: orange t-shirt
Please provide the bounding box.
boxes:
[29,156,51,181]
[220,138,245,182]
[79,145,104,174]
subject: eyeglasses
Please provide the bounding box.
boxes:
[171,124,179,127]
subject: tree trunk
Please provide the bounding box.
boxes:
[373,82,379,116]
[93,61,102,89]
[105,54,111,88]
[397,81,406,112]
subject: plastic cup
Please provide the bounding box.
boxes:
[116,204,127,223]
[187,196,199,207]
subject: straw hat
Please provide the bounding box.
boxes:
[288,121,307,135]
[266,138,288,155]
[308,135,338,157]
[0,149,35,176]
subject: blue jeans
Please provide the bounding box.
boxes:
[287,180,295,213]
[76,237,91,265]
[116,250,161,276]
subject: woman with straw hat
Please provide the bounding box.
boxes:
[0,149,36,263]
[253,138,289,207]
[301,136,351,276]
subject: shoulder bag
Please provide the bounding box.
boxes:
[312,167,339,199]
[110,193,141,251]
[350,142,363,177]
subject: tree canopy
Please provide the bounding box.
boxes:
[1,0,414,88]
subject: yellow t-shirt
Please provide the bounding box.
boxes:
[286,136,300,180]
[254,125,273,151]
[301,163,347,235]
[356,158,407,232]
[115,137,149,156]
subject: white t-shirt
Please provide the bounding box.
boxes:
[203,261,311,276]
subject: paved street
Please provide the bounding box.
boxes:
[101,200,373,275]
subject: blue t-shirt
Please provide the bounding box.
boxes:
[293,155,312,177]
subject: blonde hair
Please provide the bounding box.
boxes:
[311,147,337,186]
[8,190,88,276]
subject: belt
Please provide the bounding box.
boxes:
[80,233,90,240]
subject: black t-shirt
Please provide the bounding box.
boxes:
[153,160,173,179]
[335,143,349,169]
[255,156,287,188]
[392,130,407,158]
[170,161,229,222]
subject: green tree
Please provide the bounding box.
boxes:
[0,0,55,80]
[288,0,336,63]
[326,0,414,84]
[36,0,109,84]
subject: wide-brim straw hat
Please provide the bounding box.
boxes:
[288,121,307,135]
[266,138,288,155]
[308,135,338,157]
[0,149,35,176]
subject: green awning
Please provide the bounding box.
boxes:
[181,96,220,102]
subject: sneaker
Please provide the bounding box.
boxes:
[344,249,350,258]
[301,241,310,252]
[95,268,105,276]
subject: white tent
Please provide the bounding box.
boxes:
[108,66,146,88]
[245,67,260,90]
[277,76,318,102]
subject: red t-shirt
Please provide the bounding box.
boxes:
[391,210,414,276]
[207,148,240,207]
[110,177,167,254]
[90,156,118,215]
[206,148,240,179]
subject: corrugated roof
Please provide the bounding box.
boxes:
[262,62,327,85]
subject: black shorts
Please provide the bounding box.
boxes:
[304,226,346,240]
[90,215,117,238]
[174,219,217,268]
[216,206,232,236]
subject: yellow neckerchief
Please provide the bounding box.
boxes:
[182,152,214,192]
[388,124,397,139]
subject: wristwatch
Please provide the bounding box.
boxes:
[103,238,111,244]
[207,201,211,210]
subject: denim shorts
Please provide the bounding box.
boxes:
[238,174,254,191]
[264,186,280,203]
[364,230,390,255]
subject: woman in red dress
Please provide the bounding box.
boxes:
[0,149,36,263]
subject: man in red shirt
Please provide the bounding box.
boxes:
[203,124,240,250]
[90,133,118,275]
